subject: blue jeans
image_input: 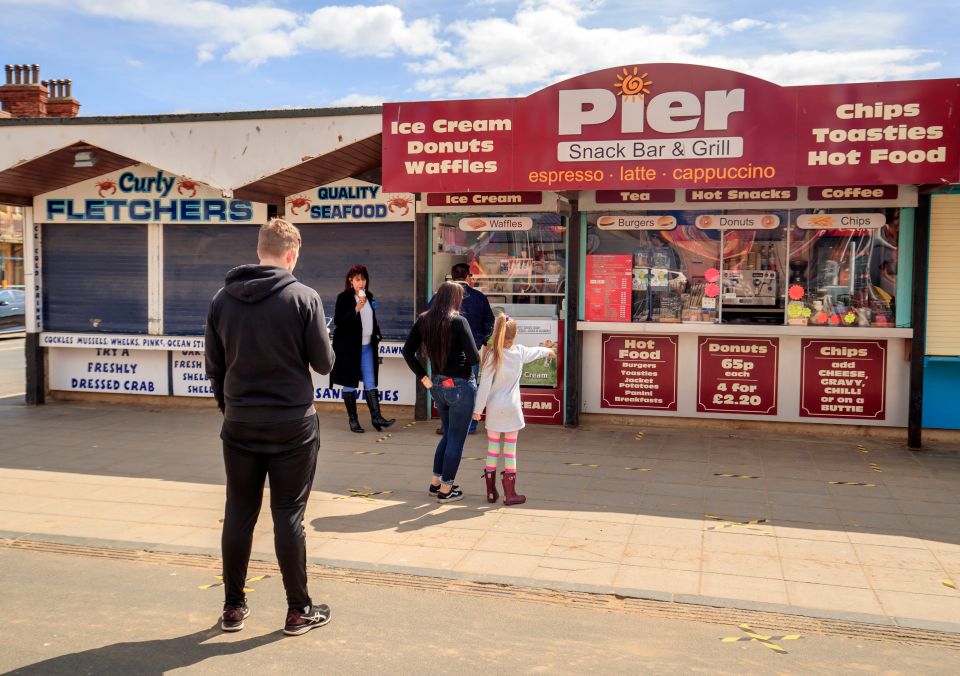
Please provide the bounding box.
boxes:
[432,375,477,484]
[467,363,480,433]
[342,344,376,394]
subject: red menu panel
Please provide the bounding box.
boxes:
[601,334,677,410]
[586,255,631,322]
[697,337,778,415]
[800,339,887,419]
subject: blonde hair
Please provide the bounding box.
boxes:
[257,218,302,259]
[482,313,517,375]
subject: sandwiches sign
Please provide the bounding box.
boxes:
[382,64,959,192]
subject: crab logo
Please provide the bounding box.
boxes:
[387,196,412,216]
[176,179,198,198]
[95,180,117,197]
[287,196,312,215]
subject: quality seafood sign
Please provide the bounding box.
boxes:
[285,178,415,224]
[36,164,265,224]
[382,63,960,192]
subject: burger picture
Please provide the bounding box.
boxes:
[597,215,616,227]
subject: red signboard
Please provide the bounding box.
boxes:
[383,64,960,192]
[697,337,778,415]
[808,185,898,201]
[800,339,887,419]
[595,189,676,204]
[425,191,543,207]
[585,255,631,321]
[601,334,678,410]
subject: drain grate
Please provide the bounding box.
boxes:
[4,536,959,650]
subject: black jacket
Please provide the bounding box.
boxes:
[330,287,382,389]
[402,314,479,380]
[205,265,334,422]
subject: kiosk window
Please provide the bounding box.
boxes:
[163,224,259,335]
[42,223,148,333]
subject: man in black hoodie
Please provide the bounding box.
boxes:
[205,218,335,636]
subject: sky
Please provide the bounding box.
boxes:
[0,0,957,116]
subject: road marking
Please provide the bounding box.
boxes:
[462,456,484,461]
[333,486,393,502]
[634,431,645,439]
[354,451,384,456]
[857,444,869,454]
[828,481,878,487]
[705,514,769,533]
[713,473,761,479]
[869,463,882,473]
[199,574,269,592]
[721,624,801,654]
[375,434,393,443]
[403,422,417,429]
[566,462,600,469]
[944,579,957,590]
[624,467,653,472]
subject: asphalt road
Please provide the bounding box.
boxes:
[0,336,24,399]
[1,545,958,675]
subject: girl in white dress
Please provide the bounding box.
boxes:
[472,314,555,505]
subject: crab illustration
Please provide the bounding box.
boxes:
[94,180,117,197]
[387,196,412,216]
[286,196,311,215]
[177,179,198,198]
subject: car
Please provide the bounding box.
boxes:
[0,289,25,332]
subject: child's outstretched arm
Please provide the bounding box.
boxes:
[518,344,556,364]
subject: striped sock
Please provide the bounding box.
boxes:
[485,433,501,472]
[503,432,518,473]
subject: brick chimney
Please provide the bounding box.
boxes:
[44,78,81,118]
[0,64,81,118]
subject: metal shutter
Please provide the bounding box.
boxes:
[163,224,260,335]
[297,222,415,340]
[42,223,148,333]
[927,194,960,356]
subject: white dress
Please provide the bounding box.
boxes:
[473,345,553,433]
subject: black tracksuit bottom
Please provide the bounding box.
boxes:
[220,414,319,611]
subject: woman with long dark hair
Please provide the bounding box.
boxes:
[331,264,395,433]
[402,281,479,502]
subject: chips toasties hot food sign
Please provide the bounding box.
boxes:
[36,164,265,224]
[285,178,415,224]
[382,63,960,192]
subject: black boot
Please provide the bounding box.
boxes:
[366,388,395,432]
[343,392,364,433]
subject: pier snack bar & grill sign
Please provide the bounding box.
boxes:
[382,64,960,192]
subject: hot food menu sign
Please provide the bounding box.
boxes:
[383,64,959,192]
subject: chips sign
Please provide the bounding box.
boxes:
[382,64,960,192]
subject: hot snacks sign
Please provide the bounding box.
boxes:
[383,64,960,192]
[601,334,678,410]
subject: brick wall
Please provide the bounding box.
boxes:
[0,64,80,118]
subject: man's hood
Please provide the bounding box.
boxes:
[223,265,297,304]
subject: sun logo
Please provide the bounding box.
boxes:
[614,67,653,101]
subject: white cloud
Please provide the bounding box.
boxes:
[331,93,385,106]
[124,57,143,68]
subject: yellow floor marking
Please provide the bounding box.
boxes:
[354,451,384,456]
[721,624,800,654]
[333,487,393,502]
[199,574,268,591]
[713,473,760,479]
[828,481,878,487]
[624,467,653,472]
[565,462,600,468]
[943,579,957,590]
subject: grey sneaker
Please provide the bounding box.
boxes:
[283,604,332,636]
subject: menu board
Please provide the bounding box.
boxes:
[697,337,778,415]
[585,255,631,321]
[800,339,887,419]
[601,334,677,410]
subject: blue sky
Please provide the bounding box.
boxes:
[1,0,957,116]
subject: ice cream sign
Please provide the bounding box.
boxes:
[285,178,414,224]
[37,164,265,224]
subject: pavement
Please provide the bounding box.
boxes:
[0,336,24,398]
[2,388,960,635]
[4,544,960,675]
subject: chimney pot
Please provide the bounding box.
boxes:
[31,64,39,84]
[4,65,11,85]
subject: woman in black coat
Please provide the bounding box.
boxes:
[331,264,395,433]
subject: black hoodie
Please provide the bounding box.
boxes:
[204,264,335,423]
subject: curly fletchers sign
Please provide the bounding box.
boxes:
[382,64,960,192]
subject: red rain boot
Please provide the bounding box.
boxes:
[483,470,499,504]
[501,472,526,506]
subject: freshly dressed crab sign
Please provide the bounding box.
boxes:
[37,164,266,224]
[284,178,415,224]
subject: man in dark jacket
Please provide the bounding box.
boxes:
[205,218,335,637]
[429,263,494,434]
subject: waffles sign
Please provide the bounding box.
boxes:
[285,179,415,223]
